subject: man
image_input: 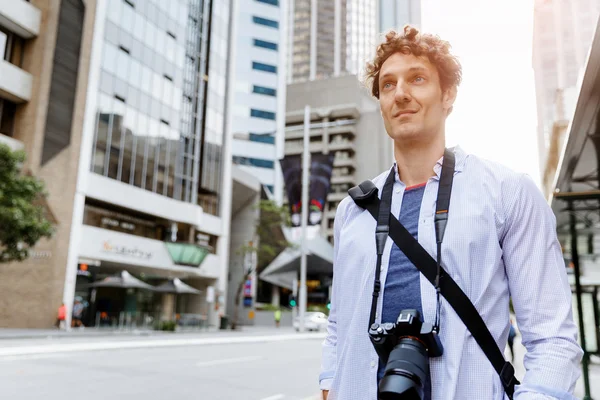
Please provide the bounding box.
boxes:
[274,308,282,328]
[72,298,84,328]
[55,303,66,329]
[320,25,582,400]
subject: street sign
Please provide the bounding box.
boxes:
[206,286,215,303]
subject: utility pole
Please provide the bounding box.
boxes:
[299,105,311,332]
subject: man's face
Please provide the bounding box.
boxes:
[378,52,455,145]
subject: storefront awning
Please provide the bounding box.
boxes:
[165,242,209,267]
[154,278,202,294]
[86,270,155,290]
[551,19,600,218]
[259,226,334,289]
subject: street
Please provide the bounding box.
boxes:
[0,329,324,400]
[0,326,597,399]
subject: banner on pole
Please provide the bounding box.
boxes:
[309,153,335,225]
[280,154,303,227]
[280,152,336,227]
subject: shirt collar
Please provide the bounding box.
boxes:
[392,145,467,183]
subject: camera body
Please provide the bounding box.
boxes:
[369,310,443,400]
[369,309,443,363]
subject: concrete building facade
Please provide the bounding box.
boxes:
[61,0,237,329]
[284,74,394,242]
[0,0,96,328]
[0,0,243,329]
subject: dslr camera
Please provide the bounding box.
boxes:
[369,309,444,400]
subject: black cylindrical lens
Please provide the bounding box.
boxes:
[378,338,428,400]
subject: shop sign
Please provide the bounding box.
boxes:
[102,241,152,260]
[243,279,252,297]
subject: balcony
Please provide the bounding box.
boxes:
[285,120,357,140]
[0,60,32,103]
[331,174,356,185]
[333,157,355,168]
[0,0,41,38]
[327,191,347,202]
[284,141,324,155]
[0,132,23,151]
[329,140,355,153]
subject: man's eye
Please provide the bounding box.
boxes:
[414,76,425,83]
[383,82,394,89]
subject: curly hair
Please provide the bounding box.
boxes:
[364,25,462,99]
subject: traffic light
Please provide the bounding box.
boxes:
[326,300,331,310]
[289,295,297,308]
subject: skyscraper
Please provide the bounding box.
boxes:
[378,0,421,32]
[288,0,377,82]
[231,0,286,198]
[0,0,241,328]
[533,0,599,194]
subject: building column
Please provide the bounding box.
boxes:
[271,285,280,307]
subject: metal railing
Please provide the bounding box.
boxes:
[93,311,209,332]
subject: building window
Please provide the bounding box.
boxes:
[251,109,276,120]
[265,185,274,194]
[255,0,279,6]
[252,16,279,29]
[0,27,24,66]
[233,156,275,169]
[249,133,275,144]
[253,85,277,96]
[252,61,277,74]
[253,39,278,51]
[0,99,16,137]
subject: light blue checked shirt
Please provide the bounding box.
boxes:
[320,146,582,400]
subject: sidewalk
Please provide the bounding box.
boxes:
[0,325,296,341]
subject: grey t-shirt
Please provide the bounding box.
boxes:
[377,184,431,399]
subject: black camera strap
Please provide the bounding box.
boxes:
[348,149,519,399]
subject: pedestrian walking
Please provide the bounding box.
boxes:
[55,303,66,329]
[72,298,84,328]
[508,319,517,362]
[274,308,281,328]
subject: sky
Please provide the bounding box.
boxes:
[420,0,541,185]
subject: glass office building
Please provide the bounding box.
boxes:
[90,0,229,216]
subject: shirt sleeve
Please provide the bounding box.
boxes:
[501,174,583,400]
[319,198,348,391]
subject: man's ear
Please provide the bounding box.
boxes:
[443,86,457,116]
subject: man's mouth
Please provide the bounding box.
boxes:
[393,110,417,118]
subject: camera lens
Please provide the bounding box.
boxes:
[378,338,428,400]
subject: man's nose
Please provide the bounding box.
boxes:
[394,83,411,103]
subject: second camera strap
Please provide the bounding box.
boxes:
[368,148,455,331]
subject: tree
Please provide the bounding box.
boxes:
[0,144,54,262]
[230,200,291,330]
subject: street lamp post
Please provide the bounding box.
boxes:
[299,105,311,333]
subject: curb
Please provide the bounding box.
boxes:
[0,332,327,357]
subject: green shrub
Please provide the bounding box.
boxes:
[154,321,177,331]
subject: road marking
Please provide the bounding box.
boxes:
[259,395,285,400]
[0,353,74,362]
[0,332,326,357]
[196,355,263,367]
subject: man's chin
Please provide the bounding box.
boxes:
[389,128,420,143]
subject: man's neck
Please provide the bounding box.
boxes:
[394,139,445,187]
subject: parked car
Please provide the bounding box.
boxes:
[293,311,328,332]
